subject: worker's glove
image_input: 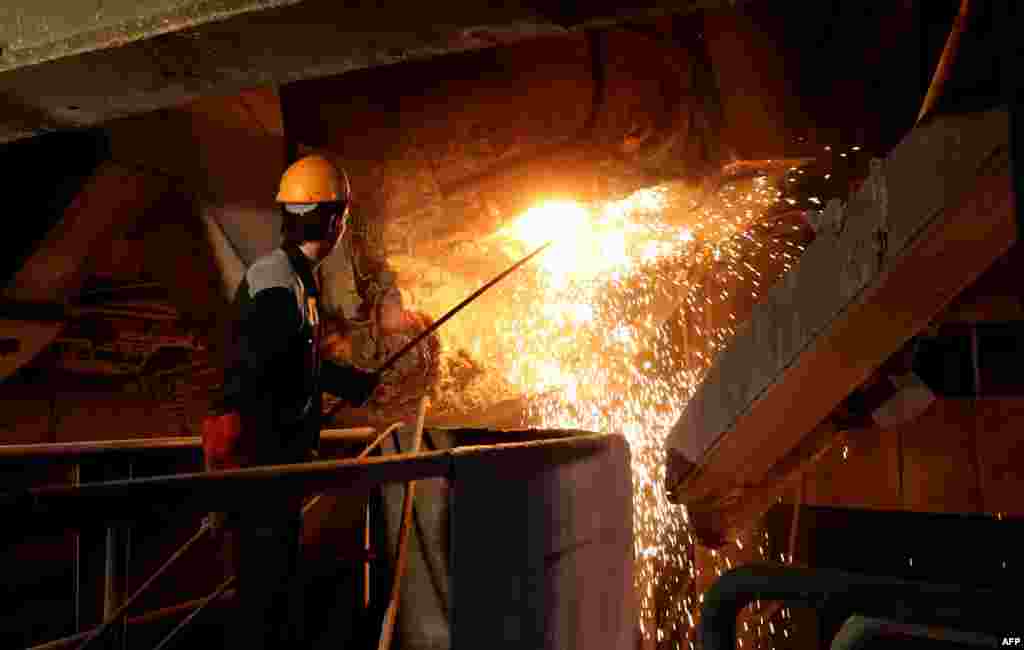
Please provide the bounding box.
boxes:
[321,363,382,408]
[201,412,244,470]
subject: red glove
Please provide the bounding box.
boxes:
[202,412,244,470]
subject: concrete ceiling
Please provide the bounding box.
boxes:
[0,0,725,144]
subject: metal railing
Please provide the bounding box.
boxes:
[2,426,373,650]
[6,430,614,649]
[0,427,376,463]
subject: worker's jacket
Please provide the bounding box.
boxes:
[211,243,377,468]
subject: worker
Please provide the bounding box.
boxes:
[203,153,381,648]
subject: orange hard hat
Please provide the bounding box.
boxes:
[275,154,351,204]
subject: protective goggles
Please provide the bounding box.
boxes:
[283,200,349,220]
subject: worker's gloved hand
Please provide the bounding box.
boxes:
[201,412,244,470]
[322,362,382,406]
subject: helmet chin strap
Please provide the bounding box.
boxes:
[310,217,347,271]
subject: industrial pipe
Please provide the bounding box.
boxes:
[699,564,1011,650]
[830,615,1001,650]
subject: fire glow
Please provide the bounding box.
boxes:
[402,170,812,643]
[478,175,808,643]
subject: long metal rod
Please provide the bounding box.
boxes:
[0,428,374,462]
[27,589,238,650]
[100,460,131,650]
[102,525,126,648]
[969,324,987,513]
[357,422,404,613]
[326,241,551,419]
[121,461,133,650]
[377,241,550,377]
[77,522,211,650]
[151,576,236,650]
[364,500,372,609]
[358,423,406,462]
[71,463,82,634]
[378,397,428,650]
[786,475,803,565]
[8,434,612,533]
